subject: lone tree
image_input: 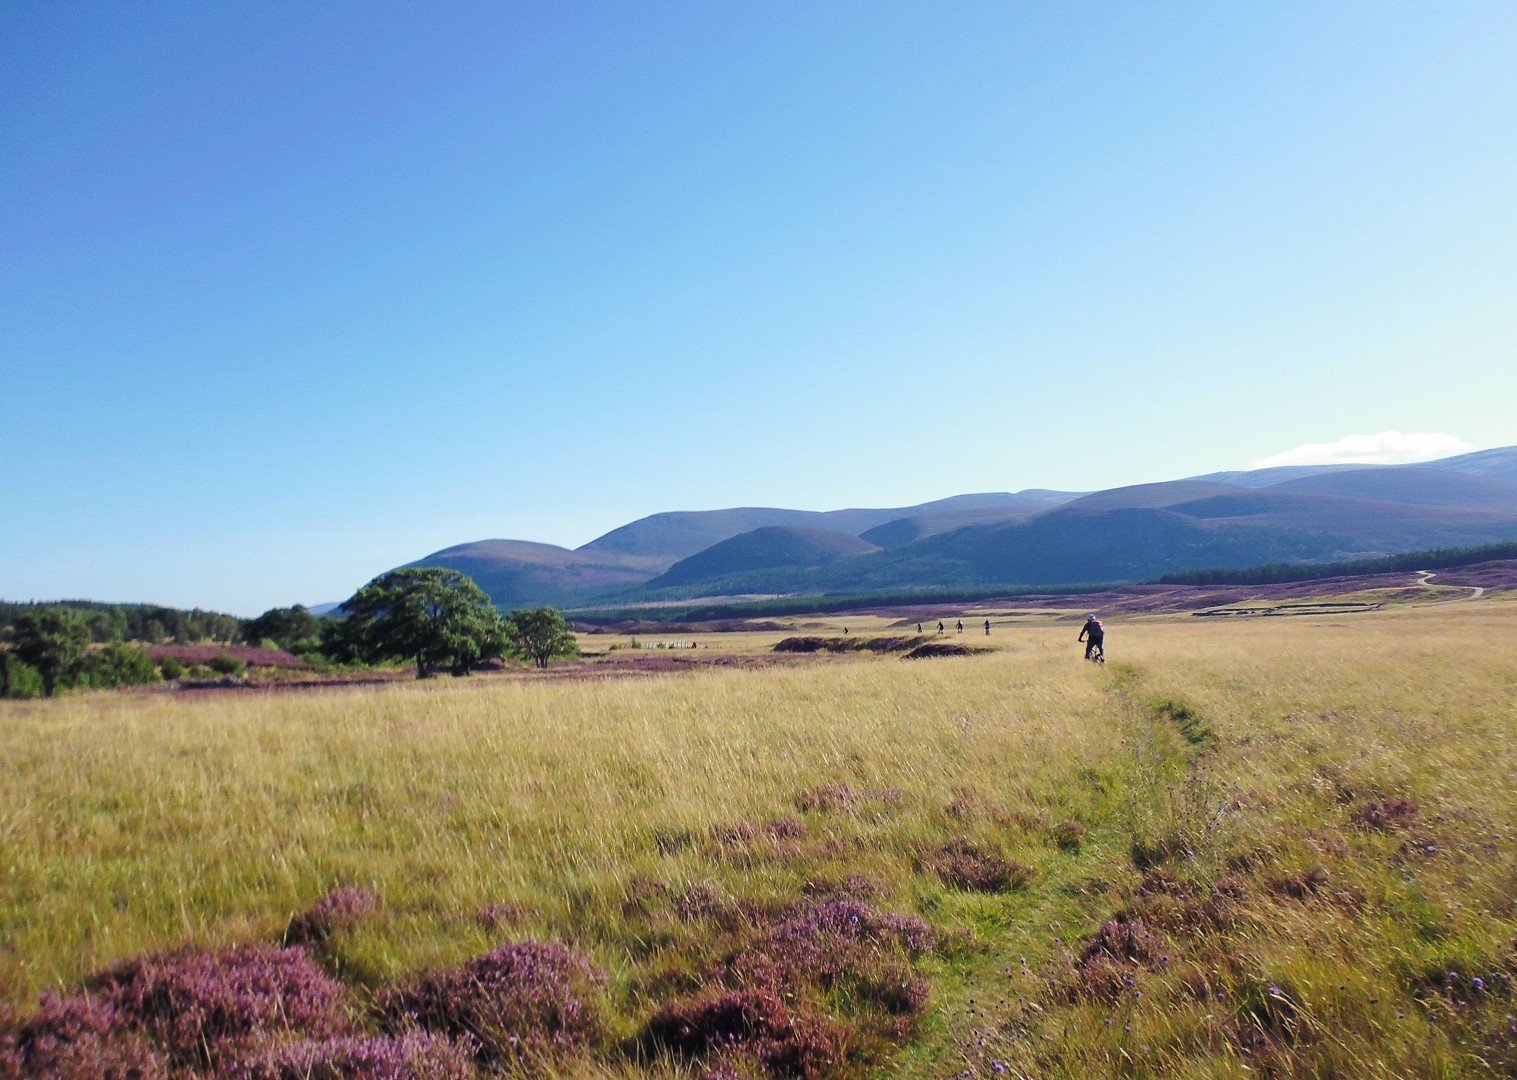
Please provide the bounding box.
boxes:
[504,607,578,669]
[340,568,502,678]
[11,608,89,696]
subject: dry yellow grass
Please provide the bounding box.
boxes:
[2,600,1514,1076]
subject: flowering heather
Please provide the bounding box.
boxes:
[639,989,843,1079]
[794,785,901,814]
[703,818,808,866]
[283,887,379,948]
[794,785,860,813]
[221,1032,477,1080]
[55,945,351,1070]
[925,840,1034,893]
[801,875,883,903]
[676,885,731,923]
[0,992,166,1079]
[1079,916,1167,968]
[379,941,606,1066]
[726,899,933,1019]
[1351,796,1419,831]
[1265,867,1330,901]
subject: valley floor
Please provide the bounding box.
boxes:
[2,600,1515,1076]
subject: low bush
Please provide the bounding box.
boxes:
[222,1031,478,1080]
[208,653,247,676]
[283,886,379,948]
[379,941,607,1066]
[925,840,1034,892]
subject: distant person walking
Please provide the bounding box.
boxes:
[984,619,991,636]
[916,622,923,633]
[937,621,945,634]
[956,620,963,634]
[1078,614,1105,662]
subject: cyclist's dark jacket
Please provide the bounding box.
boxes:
[1079,619,1104,642]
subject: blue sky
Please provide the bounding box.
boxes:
[4,2,1515,613]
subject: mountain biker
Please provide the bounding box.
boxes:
[1078,614,1105,661]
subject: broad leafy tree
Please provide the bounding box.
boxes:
[11,608,89,696]
[504,607,579,669]
[245,604,322,651]
[341,568,502,678]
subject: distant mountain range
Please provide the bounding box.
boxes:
[396,445,1517,609]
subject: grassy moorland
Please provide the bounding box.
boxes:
[2,601,1515,1077]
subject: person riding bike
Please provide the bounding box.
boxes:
[1078,614,1105,662]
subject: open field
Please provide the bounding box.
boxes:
[3,600,1516,1076]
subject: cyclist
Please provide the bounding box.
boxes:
[1078,614,1105,662]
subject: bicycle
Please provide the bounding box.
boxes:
[1085,642,1105,664]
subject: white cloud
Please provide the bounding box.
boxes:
[1249,431,1475,470]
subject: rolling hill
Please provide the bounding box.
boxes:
[387,445,1517,609]
[650,526,881,589]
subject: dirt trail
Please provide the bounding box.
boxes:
[1415,569,1486,600]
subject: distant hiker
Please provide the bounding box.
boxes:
[984,619,991,636]
[916,622,923,633]
[842,626,849,636]
[956,620,963,634]
[937,621,945,634]
[1079,614,1105,662]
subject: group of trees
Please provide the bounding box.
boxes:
[0,601,242,645]
[2,568,577,697]
[336,568,577,677]
[0,609,162,698]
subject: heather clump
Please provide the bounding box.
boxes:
[1351,796,1419,831]
[1061,915,1169,1002]
[639,989,844,1079]
[640,897,934,1076]
[221,1031,478,1080]
[283,886,379,947]
[703,818,808,865]
[379,941,606,1066]
[85,944,351,1068]
[0,991,166,1079]
[1051,819,1086,853]
[727,899,933,1018]
[801,874,882,903]
[924,839,1034,892]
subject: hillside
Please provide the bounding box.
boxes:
[650,526,881,589]
[406,539,660,609]
[383,445,1517,609]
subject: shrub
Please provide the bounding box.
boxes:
[0,654,44,699]
[158,657,185,681]
[1351,796,1419,831]
[222,1032,478,1080]
[84,943,351,1067]
[640,989,844,1078]
[208,653,247,676]
[1052,819,1087,853]
[0,991,167,1078]
[82,643,162,688]
[283,886,379,947]
[925,840,1034,892]
[379,941,606,1065]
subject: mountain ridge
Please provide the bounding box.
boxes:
[392,445,1517,609]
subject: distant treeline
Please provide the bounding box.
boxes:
[0,600,245,644]
[572,582,1124,625]
[1157,540,1517,586]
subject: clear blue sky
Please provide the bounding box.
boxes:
[4,2,1515,614]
